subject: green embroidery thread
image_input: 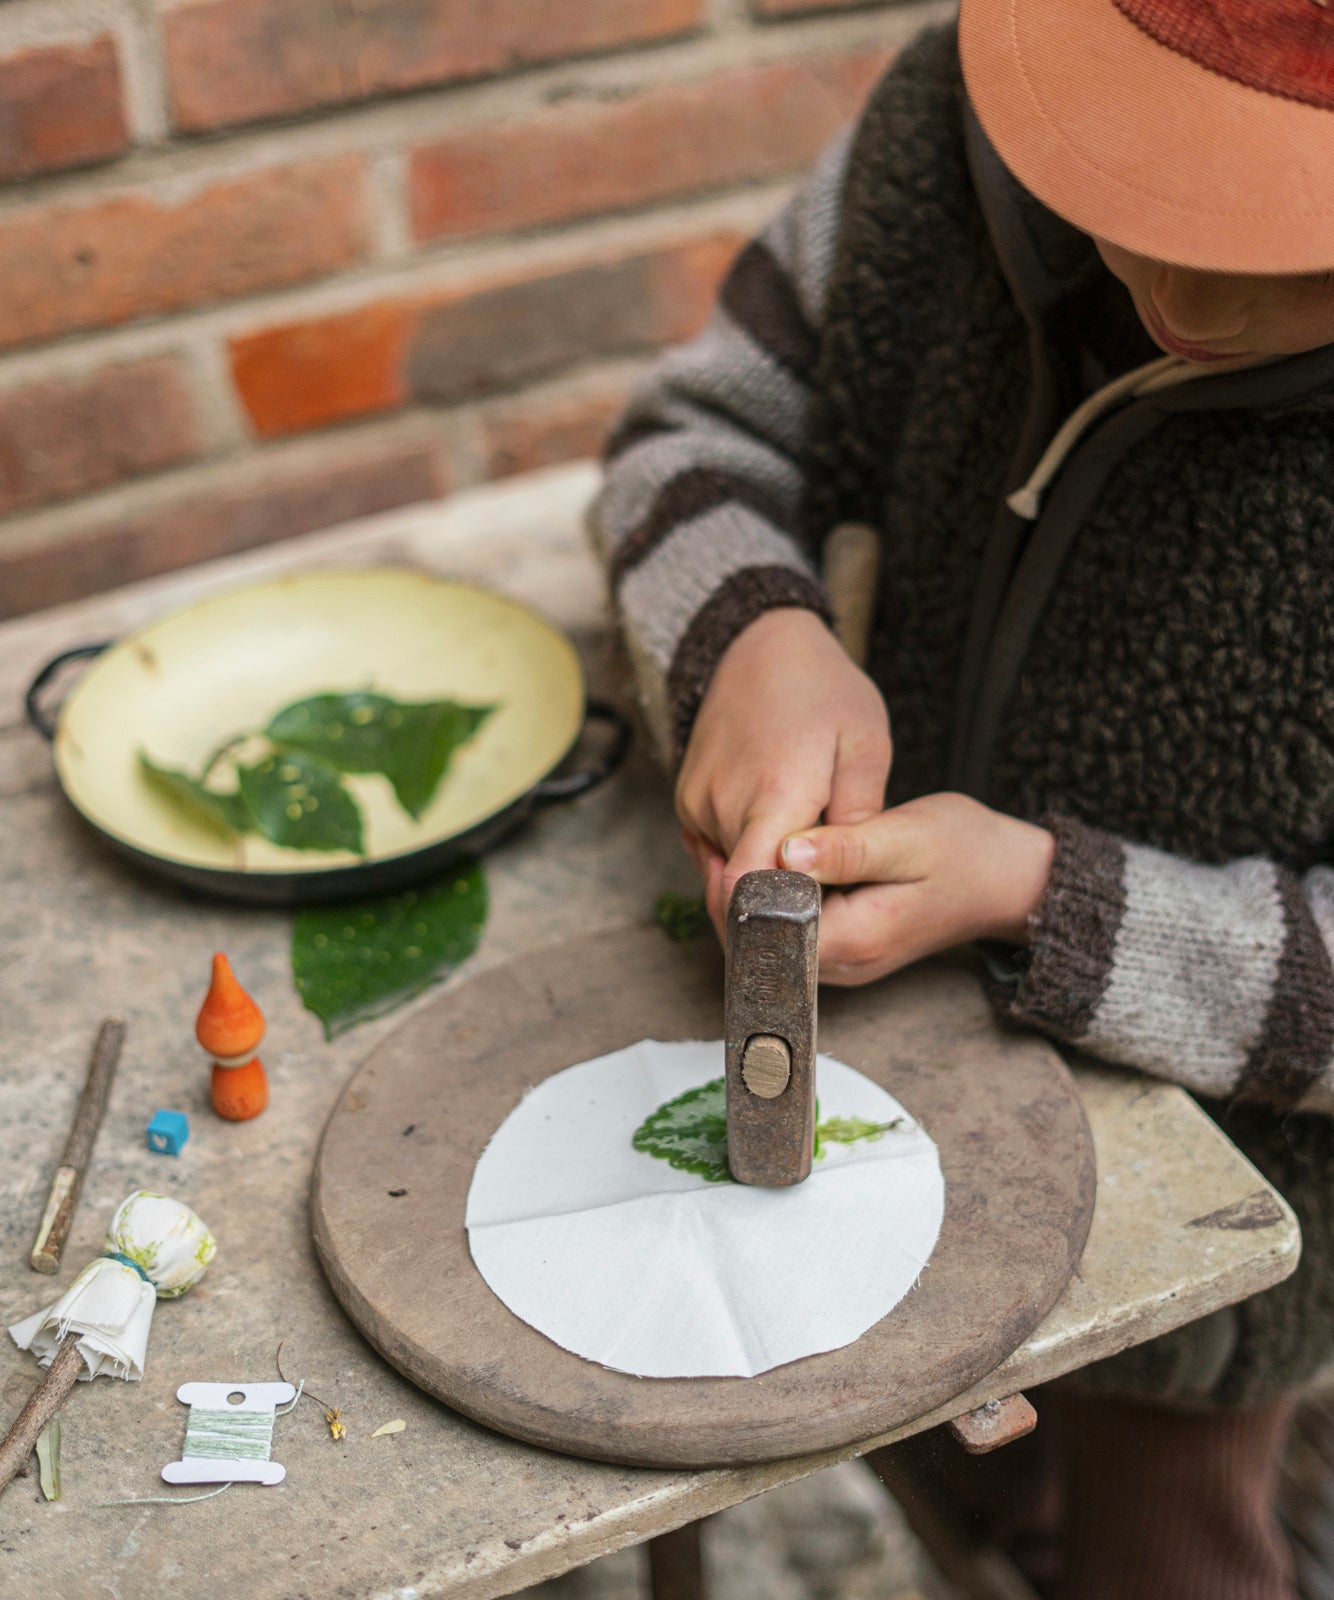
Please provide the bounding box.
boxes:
[181,1409,277,1462]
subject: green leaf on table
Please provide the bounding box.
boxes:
[632,1076,732,1183]
[291,861,488,1038]
[138,753,253,838]
[237,751,365,855]
[36,1417,60,1502]
[266,693,495,820]
[653,891,710,945]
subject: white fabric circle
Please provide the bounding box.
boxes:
[465,1040,945,1378]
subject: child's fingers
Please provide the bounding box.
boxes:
[780,812,924,888]
[817,883,925,985]
[680,827,728,941]
[703,851,727,943]
[722,810,801,902]
[679,827,712,879]
[825,723,893,827]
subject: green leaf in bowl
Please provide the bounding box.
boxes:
[237,751,364,854]
[266,693,495,820]
[138,753,253,838]
[292,861,488,1038]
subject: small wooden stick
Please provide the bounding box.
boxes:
[0,1335,84,1498]
[30,1018,125,1274]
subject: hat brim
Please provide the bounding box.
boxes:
[960,0,1334,274]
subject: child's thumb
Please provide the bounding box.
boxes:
[781,817,901,886]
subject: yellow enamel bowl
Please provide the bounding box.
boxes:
[27,569,629,905]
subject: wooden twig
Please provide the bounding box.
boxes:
[30,1018,125,1274]
[0,1335,84,1499]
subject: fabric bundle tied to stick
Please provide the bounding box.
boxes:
[0,1190,215,1498]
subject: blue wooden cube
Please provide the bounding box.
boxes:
[146,1109,189,1156]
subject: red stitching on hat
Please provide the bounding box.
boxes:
[1115,0,1334,109]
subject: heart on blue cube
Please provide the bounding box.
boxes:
[146,1109,190,1156]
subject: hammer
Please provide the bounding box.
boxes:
[724,868,820,1186]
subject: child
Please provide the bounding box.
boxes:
[592,1,1334,1596]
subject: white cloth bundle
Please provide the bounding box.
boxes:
[9,1190,216,1381]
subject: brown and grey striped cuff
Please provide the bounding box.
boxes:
[666,564,833,763]
[991,813,1126,1045]
[993,814,1334,1113]
[1235,871,1334,1110]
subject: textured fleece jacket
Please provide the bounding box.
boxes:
[591,25,1334,1405]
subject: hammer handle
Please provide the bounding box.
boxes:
[823,522,880,670]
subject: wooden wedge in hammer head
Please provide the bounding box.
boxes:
[724,868,820,1186]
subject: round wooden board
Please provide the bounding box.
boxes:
[312,928,1096,1468]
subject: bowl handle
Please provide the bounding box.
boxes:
[24,642,112,741]
[530,698,633,807]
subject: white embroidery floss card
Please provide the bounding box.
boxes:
[466,1040,946,1379]
[161,1382,297,1486]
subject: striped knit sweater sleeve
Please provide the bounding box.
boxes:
[589,132,850,764]
[996,816,1334,1116]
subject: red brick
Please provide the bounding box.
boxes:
[631,233,746,349]
[752,0,883,13]
[230,304,415,438]
[166,0,703,133]
[0,358,201,518]
[479,382,632,480]
[408,232,742,404]
[0,37,129,185]
[411,50,889,243]
[0,156,369,353]
[0,446,444,619]
[229,231,739,438]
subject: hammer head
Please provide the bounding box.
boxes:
[724,869,820,1186]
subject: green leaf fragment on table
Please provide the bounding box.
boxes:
[36,1418,60,1502]
[138,753,252,838]
[266,693,495,820]
[633,1082,910,1181]
[292,861,488,1038]
[653,891,711,945]
[238,750,365,855]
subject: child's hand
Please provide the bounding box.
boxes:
[676,608,892,933]
[778,793,1055,985]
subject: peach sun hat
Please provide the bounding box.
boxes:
[959,0,1334,274]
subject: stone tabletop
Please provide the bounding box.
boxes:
[0,464,1300,1600]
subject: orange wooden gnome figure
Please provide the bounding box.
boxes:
[196,953,268,1120]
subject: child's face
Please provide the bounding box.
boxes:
[1094,237,1334,364]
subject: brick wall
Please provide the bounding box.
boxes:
[0,0,945,619]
